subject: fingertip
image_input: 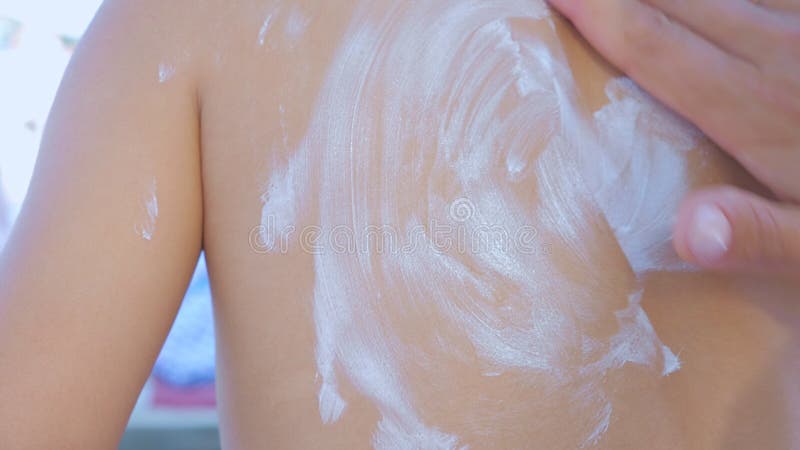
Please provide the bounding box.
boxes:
[673,187,738,269]
[685,203,732,266]
[675,186,800,273]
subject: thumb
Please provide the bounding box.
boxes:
[673,186,800,272]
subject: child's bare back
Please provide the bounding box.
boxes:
[1,0,799,449]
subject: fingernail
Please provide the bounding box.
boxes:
[688,204,732,265]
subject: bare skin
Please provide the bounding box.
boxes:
[0,1,798,449]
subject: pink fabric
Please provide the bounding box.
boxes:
[152,377,217,409]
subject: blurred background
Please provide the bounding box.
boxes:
[0,1,220,448]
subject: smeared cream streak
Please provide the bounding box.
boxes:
[135,177,158,241]
[258,0,699,447]
[158,63,175,83]
[258,14,273,46]
[284,6,310,42]
[587,78,699,273]
[256,4,310,51]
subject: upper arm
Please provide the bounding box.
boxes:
[0,176,8,246]
[0,1,204,447]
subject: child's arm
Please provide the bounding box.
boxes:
[0,172,8,246]
[0,0,204,447]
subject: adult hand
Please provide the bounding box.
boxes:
[548,0,800,272]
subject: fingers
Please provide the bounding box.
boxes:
[673,186,800,272]
[641,0,788,62]
[756,0,800,14]
[547,0,762,158]
[548,0,800,274]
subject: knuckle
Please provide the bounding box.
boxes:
[747,200,788,265]
[766,23,800,70]
[772,26,800,111]
[746,67,800,128]
[734,60,792,124]
[746,73,779,112]
[617,9,669,74]
[780,23,800,49]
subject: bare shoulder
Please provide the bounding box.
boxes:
[0,0,210,448]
